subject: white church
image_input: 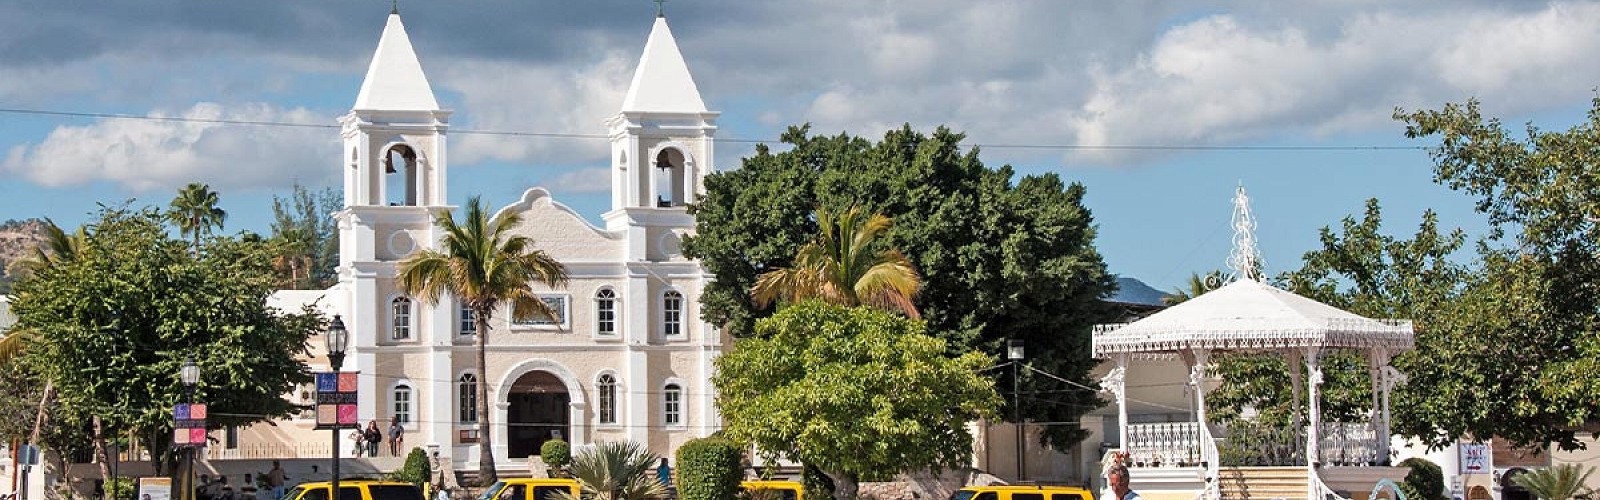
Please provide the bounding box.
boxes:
[254,8,725,476]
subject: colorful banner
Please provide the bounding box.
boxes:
[172,403,207,448]
[314,371,359,429]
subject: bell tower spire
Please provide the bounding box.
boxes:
[605,14,718,219]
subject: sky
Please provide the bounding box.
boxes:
[1,1,1598,292]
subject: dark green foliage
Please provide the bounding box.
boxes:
[268,184,340,289]
[542,438,571,476]
[685,124,1116,449]
[388,448,433,487]
[1398,458,1444,500]
[674,438,743,500]
[11,205,319,473]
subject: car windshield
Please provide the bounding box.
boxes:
[368,485,424,500]
[949,491,977,500]
[476,482,507,500]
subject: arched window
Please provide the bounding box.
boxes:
[459,302,475,336]
[654,148,686,207]
[391,297,413,340]
[662,290,683,337]
[383,144,420,206]
[662,383,683,426]
[598,374,618,424]
[458,374,478,424]
[393,385,412,424]
[596,289,618,336]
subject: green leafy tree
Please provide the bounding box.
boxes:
[551,441,668,500]
[1511,464,1596,500]
[397,196,569,485]
[167,183,227,256]
[687,125,1115,449]
[388,447,433,487]
[714,301,1001,500]
[12,205,319,482]
[1395,98,1600,449]
[268,184,340,289]
[541,438,571,477]
[1398,457,1445,500]
[751,206,921,317]
[674,437,743,500]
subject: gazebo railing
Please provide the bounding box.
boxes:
[1318,421,1379,466]
[1217,422,1304,467]
[1125,422,1204,467]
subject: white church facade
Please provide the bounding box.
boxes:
[249,10,726,473]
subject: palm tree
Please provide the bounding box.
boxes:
[751,206,921,318]
[1163,270,1226,305]
[1512,464,1596,500]
[167,182,227,256]
[397,196,568,485]
[552,441,668,500]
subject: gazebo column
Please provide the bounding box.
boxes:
[1287,349,1303,435]
[1304,347,1323,467]
[1116,353,1130,452]
[1187,349,1211,440]
[1369,348,1392,465]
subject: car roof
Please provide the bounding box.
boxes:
[295,481,417,488]
[500,479,578,485]
[960,485,1093,493]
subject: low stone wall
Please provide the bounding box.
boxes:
[858,469,1005,500]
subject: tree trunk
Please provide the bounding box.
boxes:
[826,470,857,500]
[475,305,497,486]
[92,416,111,500]
[29,381,52,450]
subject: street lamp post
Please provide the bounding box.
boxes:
[1007,339,1025,481]
[180,357,200,500]
[326,316,349,500]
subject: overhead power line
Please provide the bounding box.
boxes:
[0,106,1428,152]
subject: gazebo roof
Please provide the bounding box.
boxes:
[1092,278,1414,356]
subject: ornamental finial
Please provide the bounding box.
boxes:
[654,0,666,17]
[391,0,399,15]
[1227,183,1265,282]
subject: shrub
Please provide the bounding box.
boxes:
[675,438,743,500]
[387,448,433,487]
[542,438,572,477]
[1399,458,1445,500]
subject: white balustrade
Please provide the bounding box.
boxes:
[1125,422,1204,468]
[1318,421,1378,466]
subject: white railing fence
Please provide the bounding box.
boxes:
[1318,422,1378,466]
[1125,422,1204,468]
[203,442,333,461]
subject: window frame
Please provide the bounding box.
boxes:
[662,382,684,428]
[597,373,618,425]
[661,289,684,338]
[594,288,619,338]
[459,302,476,337]
[458,373,479,425]
[391,296,414,340]
[393,384,413,424]
[511,294,570,329]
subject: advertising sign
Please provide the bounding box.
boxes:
[172,403,207,448]
[138,477,172,500]
[314,371,359,429]
[1460,443,1491,475]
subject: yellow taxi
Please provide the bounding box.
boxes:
[948,485,1095,500]
[741,480,803,500]
[476,478,581,500]
[281,480,424,500]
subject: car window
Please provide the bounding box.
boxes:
[338,487,362,500]
[290,486,320,500]
[1014,494,1044,500]
[974,493,998,500]
[368,485,423,500]
[532,486,569,500]
[1052,494,1084,500]
[477,483,507,500]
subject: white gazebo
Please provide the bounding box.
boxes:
[1093,187,1414,500]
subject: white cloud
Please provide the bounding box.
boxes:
[437,53,633,166]
[2,103,339,192]
[544,167,611,195]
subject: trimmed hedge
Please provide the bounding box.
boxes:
[541,438,572,477]
[388,447,433,487]
[675,437,744,500]
[1399,457,1445,500]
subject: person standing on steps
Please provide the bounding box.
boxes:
[267,461,288,500]
[364,421,381,458]
[388,416,404,456]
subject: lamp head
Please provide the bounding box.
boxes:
[1007,338,1025,361]
[325,315,349,357]
[180,356,200,387]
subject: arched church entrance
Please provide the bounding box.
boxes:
[506,370,570,459]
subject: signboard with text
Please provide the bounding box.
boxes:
[1460,443,1491,475]
[314,371,359,429]
[173,403,207,448]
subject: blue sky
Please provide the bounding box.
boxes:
[1,1,1597,292]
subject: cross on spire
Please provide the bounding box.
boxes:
[654,0,666,17]
[391,0,399,15]
[1227,183,1265,282]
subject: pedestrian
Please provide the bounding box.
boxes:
[267,460,289,500]
[350,429,367,457]
[217,475,235,500]
[656,458,670,487]
[242,473,258,500]
[388,416,404,456]
[364,421,381,458]
[1108,463,1140,500]
[197,474,213,500]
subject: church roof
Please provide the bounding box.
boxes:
[1092,278,1414,355]
[620,16,708,114]
[354,13,440,111]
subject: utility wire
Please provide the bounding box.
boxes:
[0,106,1428,152]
